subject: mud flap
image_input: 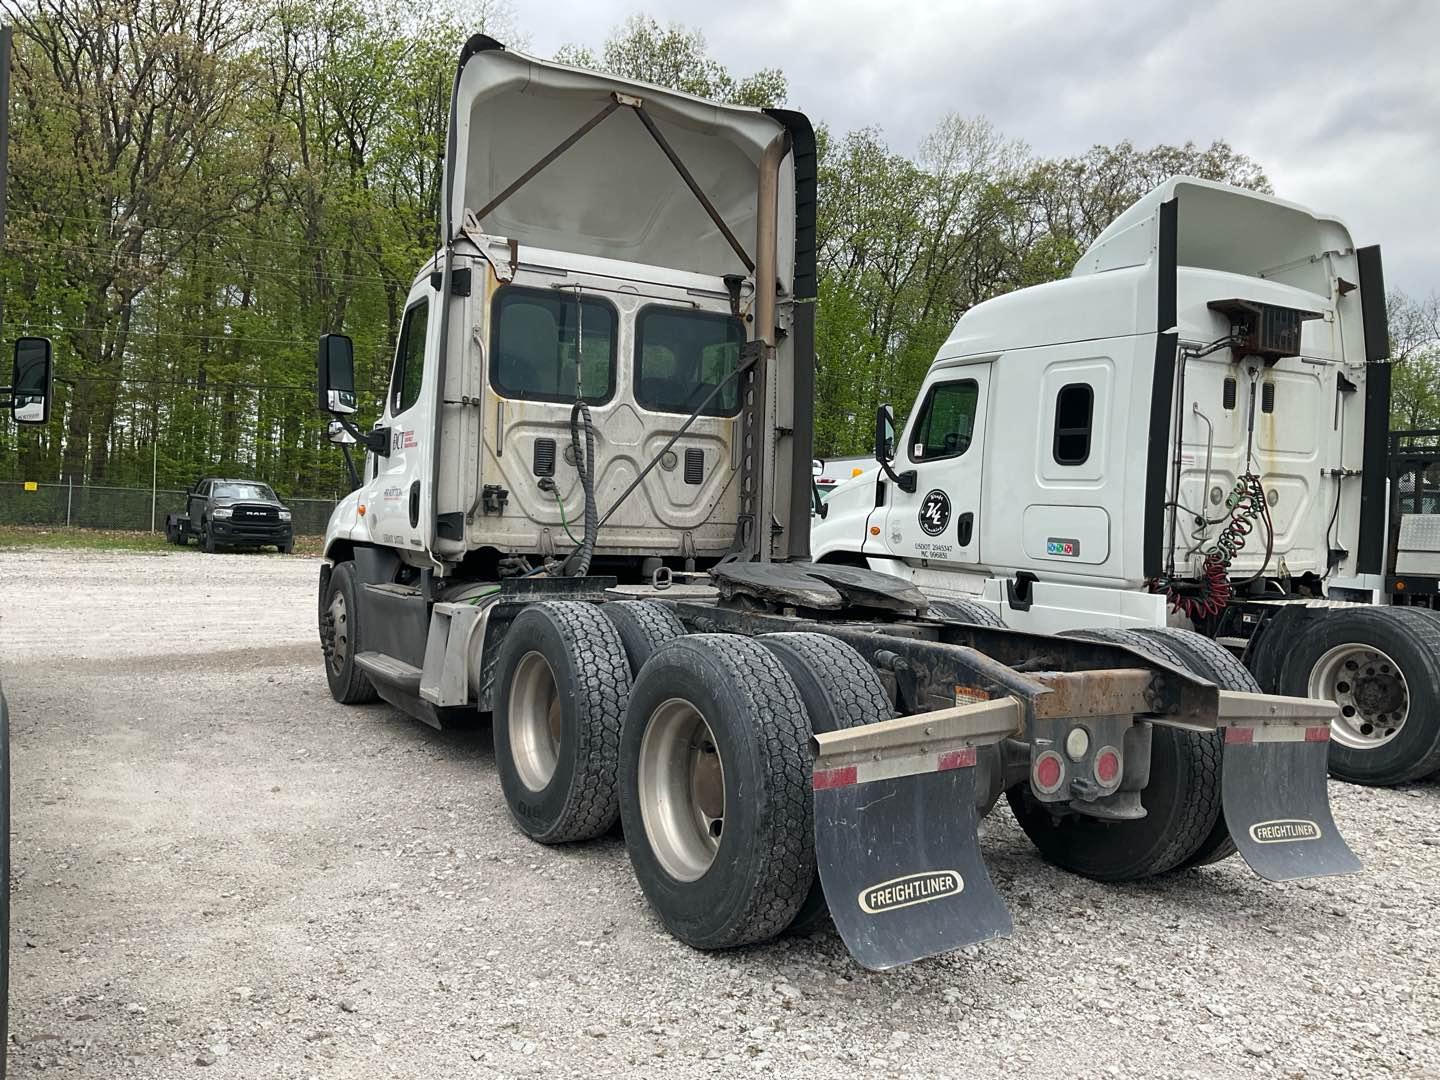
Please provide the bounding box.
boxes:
[1216,691,1361,881]
[811,698,1021,970]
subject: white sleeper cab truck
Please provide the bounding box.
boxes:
[813,178,1439,787]
[315,41,1360,971]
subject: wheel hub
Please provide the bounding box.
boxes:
[637,698,725,882]
[509,651,562,792]
[323,593,349,675]
[1308,643,1409,750]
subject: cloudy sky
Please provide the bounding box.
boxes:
[520,0,1440,299]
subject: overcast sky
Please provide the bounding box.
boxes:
[521,0,1440,299]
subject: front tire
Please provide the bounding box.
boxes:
[493,602,630,843]
[928,597,1004,627]
[201,523,217,554]
[1007,627,1223,881]
[1278,607,1440,785]
[619,635,815,950]
[320,561,378,705]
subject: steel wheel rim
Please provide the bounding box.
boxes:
[326,592,350,675]
[1307,642,1409,750]
[637,698,725,882]
[509,651,562,792]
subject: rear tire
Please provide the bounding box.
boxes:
[493,602,630,843]
[602,601,686,675]
[619,635,814,950]
[1135,626,1257,867]
[1006,627,1223,881]
[927,597,1004,628]
[1278,607,1440,785]
[320,561,379,705]
[757,633,892,934]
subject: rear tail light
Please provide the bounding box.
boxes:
[1032,750,1065,795]
[1094,746,1122,786]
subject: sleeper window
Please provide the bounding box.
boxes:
[909,380,979,462]
[1052,383,1094,465]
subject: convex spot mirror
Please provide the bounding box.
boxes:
[326,419,357,445]
[874,404,896,463]
[317,334,356,415]
[10,337,53,425]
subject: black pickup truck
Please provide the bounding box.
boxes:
[164,477,294,554]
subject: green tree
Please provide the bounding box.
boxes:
[555,16,786,107]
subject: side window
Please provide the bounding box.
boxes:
[490,286,617,403]
[909,379,979,462]
[390,299,430,414]
[1052,383,1094,465]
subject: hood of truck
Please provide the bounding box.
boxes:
[450,41,795,282]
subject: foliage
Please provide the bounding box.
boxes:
[1387,291,1440,431]
[0,3,1291,488]
[555,16,786,107]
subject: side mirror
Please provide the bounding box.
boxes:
[7,337,53,425]
[317,334,357,415]
[874,404,896,463]
[812,458,823,478]
[327,419,357,445]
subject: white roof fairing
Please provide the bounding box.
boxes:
[451,43,794,282]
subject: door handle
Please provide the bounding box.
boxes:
[408,481,421,529]
[957,511,974,547]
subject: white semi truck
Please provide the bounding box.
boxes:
[812,178,1440,788]
[314,39,1359,970]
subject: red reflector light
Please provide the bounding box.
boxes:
[1095,747,1121,784]
[1032,751,1064,794]
[813,765,857,790]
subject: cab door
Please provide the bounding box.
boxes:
[369,286,433,552]
[883,363,991,568]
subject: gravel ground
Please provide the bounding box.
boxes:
[2,548,1438,1079]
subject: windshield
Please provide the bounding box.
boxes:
[635,307,745,417]
[214,483,277,502]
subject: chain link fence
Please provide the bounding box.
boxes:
[0,482,337,535]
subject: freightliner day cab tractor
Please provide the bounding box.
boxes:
[313,39,1358,970]
[813,178,1440,788]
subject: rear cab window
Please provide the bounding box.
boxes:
[634,306,745,416]
[490,286,617,404]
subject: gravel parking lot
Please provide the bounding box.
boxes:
[3,547,1438,1079]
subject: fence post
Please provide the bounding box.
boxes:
[66,476,72,526]
[150,439,157,533]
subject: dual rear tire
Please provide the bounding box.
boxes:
[1006,626,1237,881]
[489,601,892,950]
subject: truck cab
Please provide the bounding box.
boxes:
[812,179,1440,787]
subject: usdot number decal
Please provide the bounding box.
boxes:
[918,489,951,537]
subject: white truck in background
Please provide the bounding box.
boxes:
[311,42,1359,972]
[812,178,1440,787]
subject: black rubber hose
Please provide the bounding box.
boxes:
[563,401,598,577]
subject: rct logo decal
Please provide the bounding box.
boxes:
[918,490,951,536]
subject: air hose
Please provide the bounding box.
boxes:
[1160,472,1272,620]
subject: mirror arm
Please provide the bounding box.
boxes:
[340,444,361,491]
[332,412,390,457]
